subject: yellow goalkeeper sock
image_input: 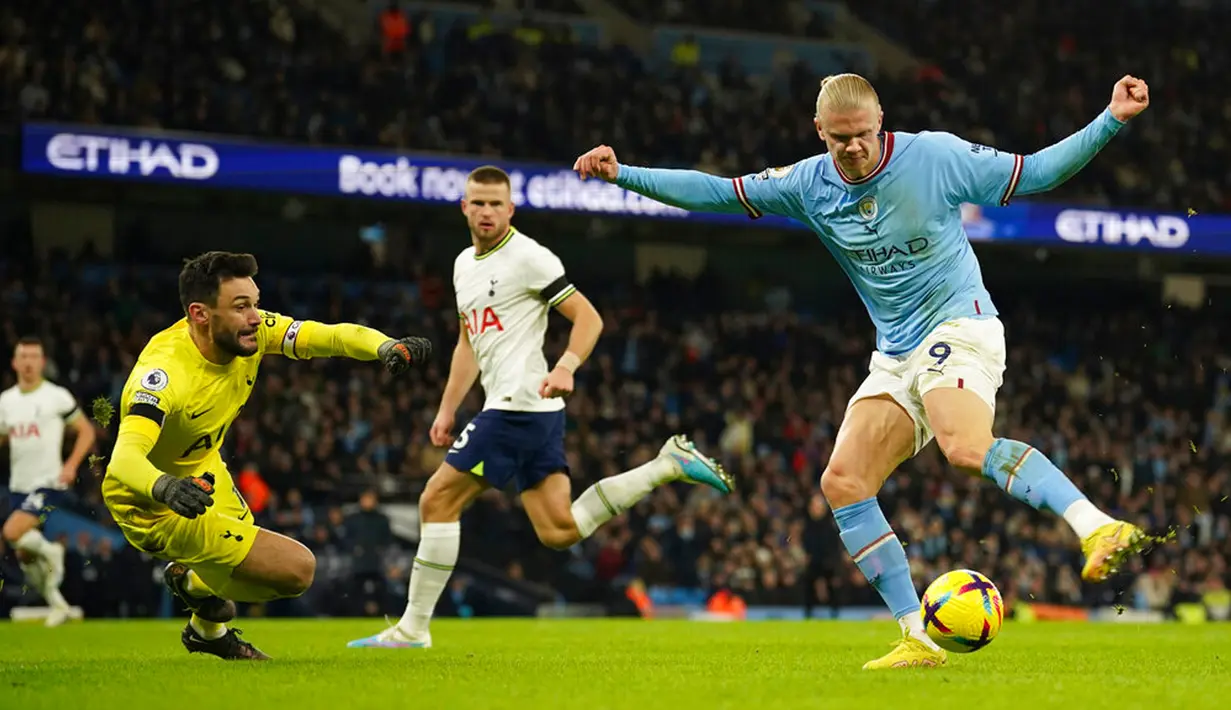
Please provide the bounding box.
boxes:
[189,614,226,640]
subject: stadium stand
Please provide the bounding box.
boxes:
[610,0,833,38]
[2,0,1225,210]
[843,0,1231,213]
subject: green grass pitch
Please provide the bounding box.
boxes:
[1,619,1227,709]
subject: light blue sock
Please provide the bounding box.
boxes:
[981,438,1085,514]
[833,498,918,619]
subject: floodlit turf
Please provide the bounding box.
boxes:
[1,619,1227,709]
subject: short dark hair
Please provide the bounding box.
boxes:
[179,251,259,313]
[467,165,511,188]
[14,335,43,354]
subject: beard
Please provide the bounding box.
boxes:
[213,320,259,357]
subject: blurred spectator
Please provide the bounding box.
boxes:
[670,34,699,69]
[379,2,411,58]
[346,489,394,615]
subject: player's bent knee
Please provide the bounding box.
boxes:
[289,551,317,596]
[535,525,579,550]
[820,463,877,509]
[2,512,36,543]
[419,465,474,523]
[934,435,994,472]
[273,549,316,598]
[418,485,452,523]
[939,442,989,472]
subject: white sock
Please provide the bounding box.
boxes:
[570,457,676,539]
[1062,499,1116,539]
[15,531,59,604]
[397,521,460,637]
[190,615,227,640]
[41,577,68,609]
[19,560,45,590]
[15,529,55,558]
[899,611,940,650]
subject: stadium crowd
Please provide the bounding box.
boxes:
[609,0,832,38]
[1,247,1229,621]
[843,0,1231,213]
[1,0,1226,211]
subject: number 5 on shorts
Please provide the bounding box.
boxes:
[450,422,478,451]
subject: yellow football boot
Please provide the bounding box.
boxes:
[1081,520,1146,583]
[862,632,947,670]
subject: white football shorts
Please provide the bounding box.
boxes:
[846,316,1007,455]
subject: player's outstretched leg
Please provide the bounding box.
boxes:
[522,434,732,553]
[979,440,1142,578]
[569,435,733,540]
[923,388,1147,583]
[823,397,947,670]
[981,439,1145,580]
[349,464,483,649]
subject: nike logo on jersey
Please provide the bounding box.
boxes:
[189,408,214,420]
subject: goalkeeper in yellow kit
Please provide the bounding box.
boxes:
[102,251,431,660]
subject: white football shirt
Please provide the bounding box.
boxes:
[0,381,82,492]
[453,228,576,413]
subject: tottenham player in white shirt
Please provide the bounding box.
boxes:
[0,336,96,625]
[349,165,734,648]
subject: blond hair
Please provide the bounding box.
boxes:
[815,73,880,117]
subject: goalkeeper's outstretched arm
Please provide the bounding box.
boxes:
[261,313,431,374]
[270,319,391,360]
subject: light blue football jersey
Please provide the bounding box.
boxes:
[615,109,1124,355]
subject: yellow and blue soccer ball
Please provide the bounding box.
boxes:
[920,569,1005,653]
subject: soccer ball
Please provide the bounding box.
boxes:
[920,569,1005,653]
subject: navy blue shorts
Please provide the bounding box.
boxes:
[8,488,68,524]
[444,409,568,493]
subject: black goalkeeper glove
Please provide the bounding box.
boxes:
[151,473,215,519]
[378,336,432,375]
